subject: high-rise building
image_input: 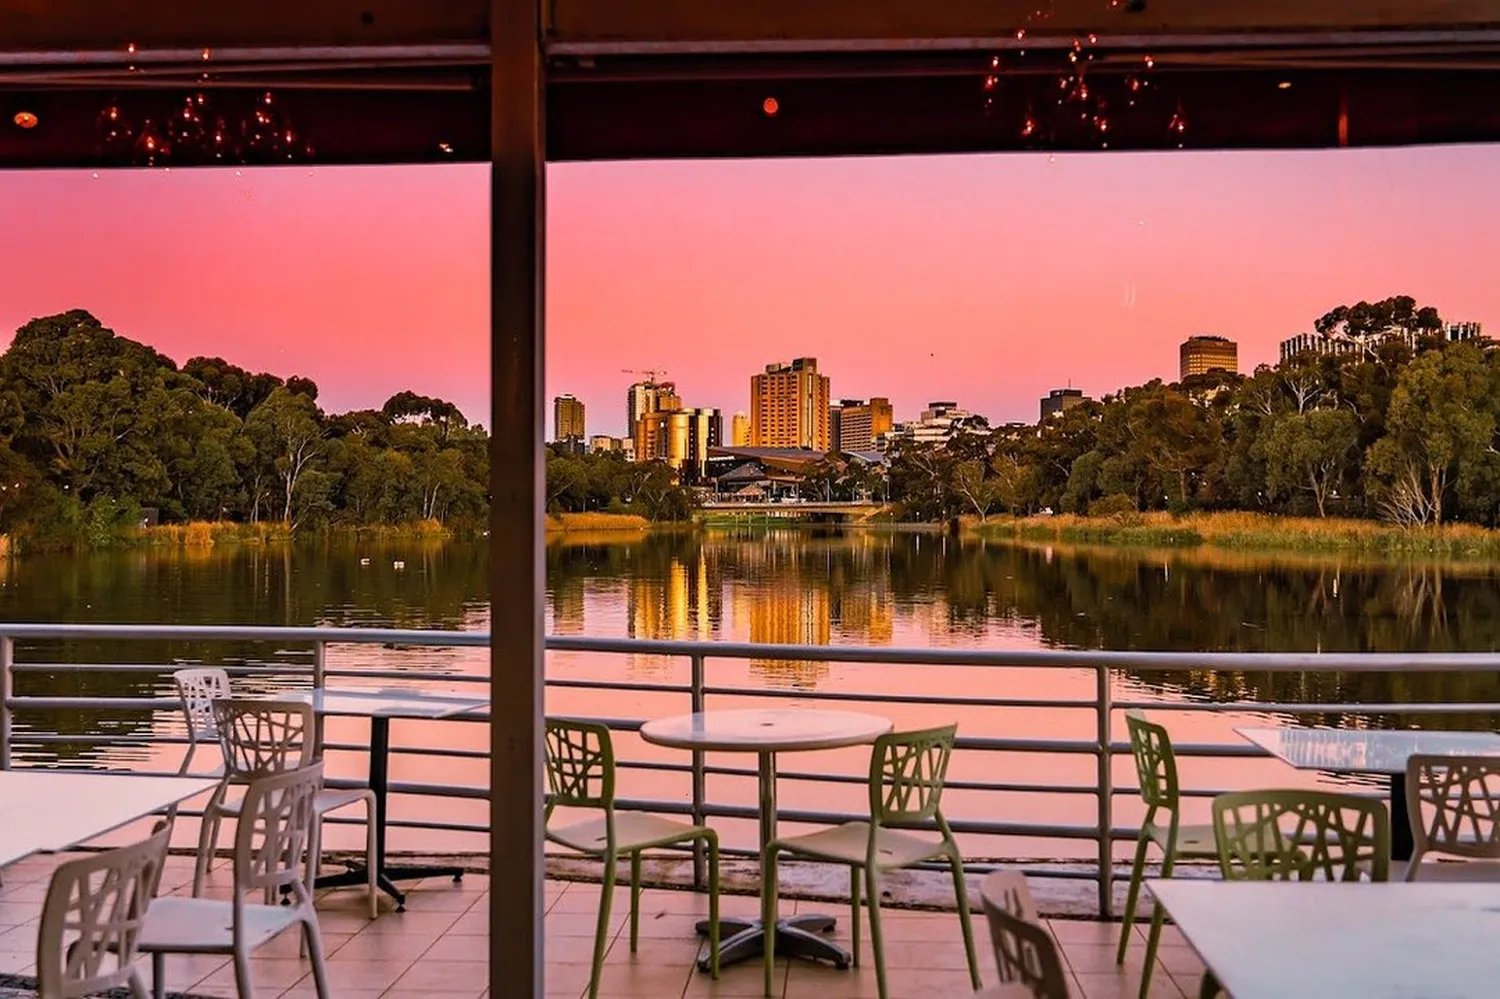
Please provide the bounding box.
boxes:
[1040,388,1086,420]
[832,397,894,452]
[626,380,681,441]
[635,407,722,477]
[750,357,831,451]
[1179,335,1238,380]
[553,394,585,443]
[730,412,751,447]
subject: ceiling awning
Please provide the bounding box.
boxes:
[2,1,1499,167]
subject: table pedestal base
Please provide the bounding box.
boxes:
[693,913,848,972]
[315,862,464,910]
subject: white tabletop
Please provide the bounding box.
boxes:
[1237,726,1500,775]
[0,771,219,868]
[1150,880,1500,999]
[286,687,490,720]
[640,709,893,753]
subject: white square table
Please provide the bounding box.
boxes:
[1236,726,1500,860]
[1149,880,1500,999]
[0,771,219,868]
[283,687,489,910]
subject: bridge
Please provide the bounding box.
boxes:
[697,500,889,520]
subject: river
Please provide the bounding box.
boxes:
[3,527,1498,859]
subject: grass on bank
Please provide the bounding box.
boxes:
[545,512,654,533]
[972,510,1500,558]
[132,519,454,548]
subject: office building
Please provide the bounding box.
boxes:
[750,357,831,451]
[1040,388,1086,420]
[553,394,585,444]
[625,380,682,441]
[832,398,895,452]
[1179,335,1238,379]
[883,401,987,447]
[730,412,751,447]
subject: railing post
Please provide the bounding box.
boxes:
[690,653,706,889]
[312,640,327,758]
[1096,663,1114,920]
[0,635,12,770]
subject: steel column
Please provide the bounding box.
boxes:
[490,0,547,995]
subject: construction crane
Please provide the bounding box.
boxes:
[621,368,668,384]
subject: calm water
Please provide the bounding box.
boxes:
[3,528,1498,858]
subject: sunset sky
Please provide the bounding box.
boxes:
[3,144,1499,437]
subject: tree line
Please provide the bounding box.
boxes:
[817,296,1500,527]
[0,311,489,543]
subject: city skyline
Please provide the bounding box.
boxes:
[5,145,1500,434]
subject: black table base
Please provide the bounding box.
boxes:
[1390,772,1414,862]
[693,913,848,971]
[312,714,464,911]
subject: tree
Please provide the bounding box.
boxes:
[1263,409,1358,517]
[245,387,326,525]
[952,460,1001,521]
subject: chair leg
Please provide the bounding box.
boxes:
[1138,853,1175,999]
[1117,833,1150,964]
[193,792,225,895]
[127,964,150,999]
[233,946,257,999]
[946,847,981,991]
[365,792,379,918]
[588,851,617,999]
[850,866,861,968]
[152,952,166,999]
[303,915,332,999]
[763,848,779,999]
[865,865,888,999]
[630,851,642,953]
[1199,970,1222,999]
[705,832,721,981]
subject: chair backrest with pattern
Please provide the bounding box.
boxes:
[212,698,314,781]
[1407,753,1500,863]
[979,871,1071,999]
[543,717,616,818]
[37,820,172,999]
[1211,789,1390,882]
[233,762,323,911]
[1125,710,1180,816]
[173,667,232,774]
[869,724,957,828]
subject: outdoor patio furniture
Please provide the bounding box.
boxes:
[1404,753,1500,881]
[1235,726,1500,860]
[139,763,331,999]
[36,820,171,999]
[763,724,981,999]
[1117,710,1218,999]
[979,870,1071,998]
[639,707,892,974]
[191,697,378,918]
[172,669,232,778]
[543,717,721,999]
[1150,880,1500,999]
[283,687,489,910]
[1195,788,1390,998]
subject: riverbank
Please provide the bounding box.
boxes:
[4,519,462,554]
[544,512,655,533]
[970,511,1500,559]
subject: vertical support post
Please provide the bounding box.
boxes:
[0,635,12,771]
[690,653,706,888]
[311,639,327,758]
[1096,663,1114,920]
[491,1,546,996]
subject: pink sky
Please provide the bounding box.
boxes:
[3,145,1499,437]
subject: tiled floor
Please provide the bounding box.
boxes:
[0,855,1204,999]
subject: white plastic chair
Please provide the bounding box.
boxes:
[192,696,379,918]
[172,667,232,777]
[979,870,1072,999]
[1405,753,1500,881]
[140,763,332,999]
[37,820,172,999]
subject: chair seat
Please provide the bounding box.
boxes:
[1147,821,1218,858]
[138,896,303,954]
[773,822,948,870]
[547,813,709,854]
[217,787,372,818]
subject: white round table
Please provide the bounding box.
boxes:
[640,708,893,972]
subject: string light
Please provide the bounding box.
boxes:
[93,88,313,166]
[1169,100,1188,148]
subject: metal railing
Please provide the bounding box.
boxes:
[4,622,1500,918]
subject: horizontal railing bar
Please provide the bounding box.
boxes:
[8,663,314,674]
[546,678,696,694]
[1114,700,1500,714]
[701,685,1096,709]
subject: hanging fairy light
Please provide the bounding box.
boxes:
[92,85,312,167]
[1168,100,1188,147]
